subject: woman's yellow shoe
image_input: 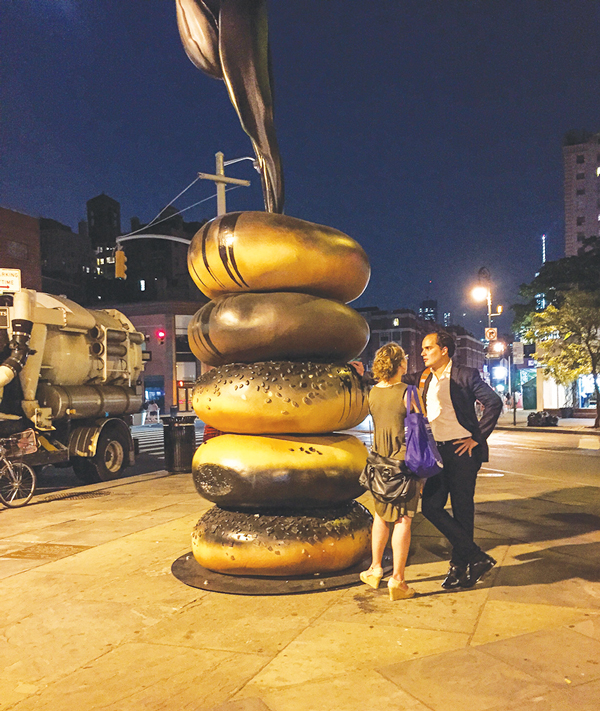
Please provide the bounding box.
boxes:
[388,578,416,601]
[359,567,384,589]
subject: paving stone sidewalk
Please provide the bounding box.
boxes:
[1,459,599,711]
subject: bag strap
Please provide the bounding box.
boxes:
[414,368,431,415]
[418,367,431,391]
[407,385,425,415]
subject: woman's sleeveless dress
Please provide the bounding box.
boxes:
[368,382,420,521]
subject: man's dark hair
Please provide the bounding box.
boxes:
[428,330,456,358]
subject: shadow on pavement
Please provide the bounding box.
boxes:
[31,453,169,499]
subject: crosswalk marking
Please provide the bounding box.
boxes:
[132,426,204,457]
[578,436,600,450]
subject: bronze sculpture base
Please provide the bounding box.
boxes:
[172,549,392,596]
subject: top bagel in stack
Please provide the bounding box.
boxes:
[187,211,370,303]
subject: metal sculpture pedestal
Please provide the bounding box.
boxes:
[172,550,393,596]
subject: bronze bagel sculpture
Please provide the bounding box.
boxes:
[187,211,370,303]
[192,432,368,509]
[192,361,369,434]
[191,501,372,576]
[188,292,370,366]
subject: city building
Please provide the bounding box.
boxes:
[419,299,438,322]
[87,193,121,277]
[356,307,484,373]
[82,199,207,305]
[114,299,208,414]
[0,207,42,290]
[563,130,600,257]
[120,207,205,303]
[39,218,93,301]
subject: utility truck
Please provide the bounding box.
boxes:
[0,273,145,482]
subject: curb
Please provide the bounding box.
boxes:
[496,425,600,436]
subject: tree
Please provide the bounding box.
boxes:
[526,291,600,428]
[513,247,600,333]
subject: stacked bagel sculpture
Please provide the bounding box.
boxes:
[187,210,374,576]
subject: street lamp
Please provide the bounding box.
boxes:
[471,267,503,330]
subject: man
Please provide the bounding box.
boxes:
[404,331,502,589]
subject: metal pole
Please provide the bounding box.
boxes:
[215,152,227,216]
[513,353,517,426]
[487,290,492,329]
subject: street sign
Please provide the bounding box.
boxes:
[512,341,524,365]
[0,268,21,293]
[485,327,497,341]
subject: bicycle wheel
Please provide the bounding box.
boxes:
[0,461,36,508]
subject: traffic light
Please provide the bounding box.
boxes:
[115,248,127,279]
[156,328,166,345]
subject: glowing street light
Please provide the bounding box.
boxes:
[472,285,488,302]
[471,267,503,330]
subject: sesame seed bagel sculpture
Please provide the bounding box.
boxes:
[188,211,373,576]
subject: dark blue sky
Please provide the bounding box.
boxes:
[2,1,599,335]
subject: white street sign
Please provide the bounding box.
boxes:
[0,268,21,293]
[512,341,524,365]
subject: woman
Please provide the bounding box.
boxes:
[360,343,420,600]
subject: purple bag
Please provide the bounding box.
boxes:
[405,386,443,478]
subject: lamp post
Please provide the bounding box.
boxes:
[471,268,503,330]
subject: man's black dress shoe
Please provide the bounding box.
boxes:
[463,555,497,588]
[441,564,468,589]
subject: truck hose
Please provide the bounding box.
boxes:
[0,319,34,387]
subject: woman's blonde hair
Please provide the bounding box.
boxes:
[372,342,407,382]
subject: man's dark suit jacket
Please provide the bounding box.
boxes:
[403,363,502,462]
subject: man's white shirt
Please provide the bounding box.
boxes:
[426,360,472,442]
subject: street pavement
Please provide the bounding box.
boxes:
[1,426,599,710]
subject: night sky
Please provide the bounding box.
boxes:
[2,1,599,336]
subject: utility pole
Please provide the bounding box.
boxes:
[198,152,251,216]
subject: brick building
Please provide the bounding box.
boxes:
[356,307,484,373]
[563,130,600,257]
[0,207,42,290]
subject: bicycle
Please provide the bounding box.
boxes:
[0,429,38,508]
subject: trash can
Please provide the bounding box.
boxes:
[163,415,196,473]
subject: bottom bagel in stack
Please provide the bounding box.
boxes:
[192,502,372,576]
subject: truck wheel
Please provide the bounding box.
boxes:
[92,429,129,482]
[72,458,101,484]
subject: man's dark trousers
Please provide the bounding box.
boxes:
[422,442,483,566]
